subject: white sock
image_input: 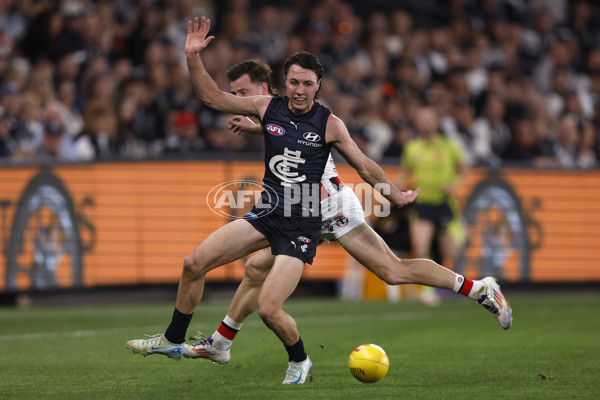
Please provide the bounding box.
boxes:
[223,315,244,330]
[453,275,486,300]
[211,315,243,351]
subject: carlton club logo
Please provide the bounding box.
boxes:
[269,147,307,185]
[265,124,285,136]
[206,180,278,219]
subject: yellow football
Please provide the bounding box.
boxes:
[348,343,389,383]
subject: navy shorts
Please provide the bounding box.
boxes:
[412,202,454,230]
[245,206,321,264]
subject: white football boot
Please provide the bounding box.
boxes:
[126,333,184,360]
[282,355,313,384]
[183,331,230,365]
[477,277,513,330]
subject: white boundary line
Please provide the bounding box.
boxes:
[0,311,432,342]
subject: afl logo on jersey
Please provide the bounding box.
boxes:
[302,132,321,142]
[266,124,285,136]
[297,236,311,243]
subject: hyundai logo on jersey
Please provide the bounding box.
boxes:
[266,124,285,136]
[302,132,321,142]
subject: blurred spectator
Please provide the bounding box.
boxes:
[25,60,55,108]
[56,79,84,137]
[382,118,413,158]
[34,101,77,161]
[471,93,510,167]
[12,93,44,159]
[0,82,21,135]
[0,1,28,42]
[546,67,571,119]
[577,121,598,169]
[73,100,119,160]
[441,96,476,165]
[164,110,204,154]
[502,118,538,165]
[0,111,14,157]
[522,6,556,60]
[165,63,199,111]
[552,113,579,169]
[35,121,71,160]
[252,4,287,63]
[85,71,115,105]
[120,77,166,151]
[534,38,577,94]
[355,87,393,161]
[464,45,488,98]
[115,96,146,159]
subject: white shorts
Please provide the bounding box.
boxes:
[320,186,366,242]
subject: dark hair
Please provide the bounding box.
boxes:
[284,51,323,98]
[226,59,275,96]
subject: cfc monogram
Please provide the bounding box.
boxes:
[269,147,307,186]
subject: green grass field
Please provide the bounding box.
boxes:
[1,291,599,399]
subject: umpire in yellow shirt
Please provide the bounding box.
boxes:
[401,106,468,269]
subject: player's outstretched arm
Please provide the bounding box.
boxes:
[228,116,263,136]
[185,17,269,118]
[326,114,420,208]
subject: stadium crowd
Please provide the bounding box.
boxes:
[0,0,599,169]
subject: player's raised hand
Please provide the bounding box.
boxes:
[185,16,215,54]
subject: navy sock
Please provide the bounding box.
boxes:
[285,338,307,362]
[164,308,193,344]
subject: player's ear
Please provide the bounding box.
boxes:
[261,82,269,95]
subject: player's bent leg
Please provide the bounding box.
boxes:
[228,248,275,322]
[257,255,304,345]
[184,249,276,362]
[341,224,456,289]
[257,255,312,384]
[127,220,269,360]
[340,224,513,329]
[176,219,269,314]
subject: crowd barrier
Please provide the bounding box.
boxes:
[1,160,599,292]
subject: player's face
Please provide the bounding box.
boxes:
[230,74,269,97]
[285,64,320,115]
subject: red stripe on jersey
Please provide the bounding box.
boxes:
[319,182,330,200]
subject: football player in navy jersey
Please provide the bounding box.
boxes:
[126,17,511,384]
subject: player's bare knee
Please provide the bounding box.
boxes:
[182,252,207,278]
[377,263,410,285]
[257,302,277,327]
[244,258,267,286]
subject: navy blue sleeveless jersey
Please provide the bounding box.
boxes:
[258,96,332,219]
